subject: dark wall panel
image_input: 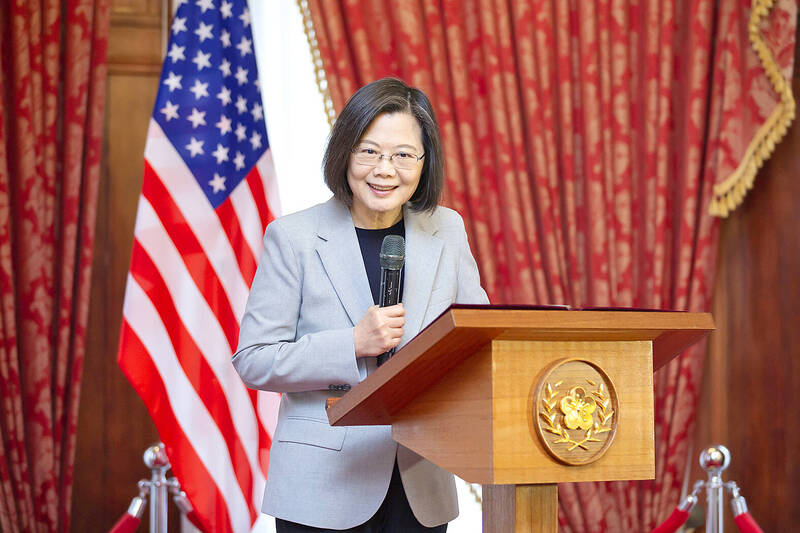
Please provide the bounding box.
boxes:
[71,2,175,531]
[694,24,800,531]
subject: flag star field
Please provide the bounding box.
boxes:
[156,0,269,209]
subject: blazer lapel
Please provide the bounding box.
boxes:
[402,207,443,344]
[315,199,444,343]
[315,199,374,326]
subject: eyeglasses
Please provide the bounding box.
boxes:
[351,146,425,170]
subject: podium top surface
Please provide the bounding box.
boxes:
[327,305,714,426]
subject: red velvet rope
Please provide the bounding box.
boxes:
[651,507,690,533]
[108,513,140,533]
[734,512,764,533]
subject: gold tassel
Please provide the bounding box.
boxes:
[709,0,797,217]
[296,0,337,128]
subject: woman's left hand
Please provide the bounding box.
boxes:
[353,304,405,358]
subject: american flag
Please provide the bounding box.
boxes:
[117,0,280,531]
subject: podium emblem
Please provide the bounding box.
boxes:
[533,358,618,466]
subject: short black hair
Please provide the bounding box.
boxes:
[322,78,443,212]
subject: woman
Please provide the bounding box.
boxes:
[233,78,488,532]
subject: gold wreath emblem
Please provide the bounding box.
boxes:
[533,359,618,465]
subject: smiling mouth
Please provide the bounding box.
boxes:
[368,183,397,192]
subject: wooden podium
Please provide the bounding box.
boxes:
[326,306,714,532]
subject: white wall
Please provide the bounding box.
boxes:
[250,0,332,216]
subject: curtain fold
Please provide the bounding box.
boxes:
[306,0,796,529]
[0,0,110,531]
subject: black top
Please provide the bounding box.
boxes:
[355,219,405,305]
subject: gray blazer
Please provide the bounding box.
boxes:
[233,197,488,529]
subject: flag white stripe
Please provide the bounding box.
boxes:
[257,391,280,439]
[133,197,265,490]
[229,173,264,265]
[144,119,250,322]
[123,276,252,533]
[257,149,281,218]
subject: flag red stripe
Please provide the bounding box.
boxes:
[241,166,276,479]
[216,184,272,481]
[129,240,258,522]
[216,197,257,286]
[251,388,272,477]
[118,321,235,533]
[141,161,240,352]
[246,167,274,232]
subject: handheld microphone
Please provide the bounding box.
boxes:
[377,235,404,366]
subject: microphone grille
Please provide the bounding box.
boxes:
[380,235,405,270]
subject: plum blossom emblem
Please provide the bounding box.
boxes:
[560,387,596,430]
[538,375,615,457]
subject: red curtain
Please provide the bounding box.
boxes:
[306,0,796,530]
[0,0,110,531]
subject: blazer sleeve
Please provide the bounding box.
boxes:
[232,220,362,393]
[453,213,490,305]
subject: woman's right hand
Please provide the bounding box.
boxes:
[353,304,405,358]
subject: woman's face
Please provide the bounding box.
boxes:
[347,112,424,229]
